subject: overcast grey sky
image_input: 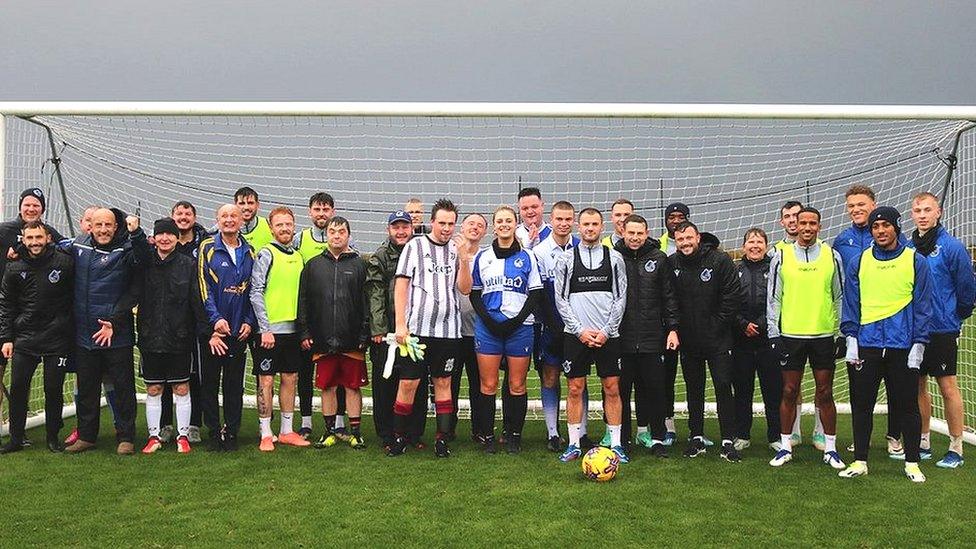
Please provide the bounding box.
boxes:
[2,0,975,104]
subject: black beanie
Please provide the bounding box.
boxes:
[19,188,46,212]
[153,217,180,237]
[868,206,901,233]
[665,202,690,218]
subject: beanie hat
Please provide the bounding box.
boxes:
[19,188,45,212]
[868,206,901,233]
[153,217,180,237]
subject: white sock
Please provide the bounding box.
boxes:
[637,425,648,435]
[792,404,802,435]
[302,415,312,429]
[609,424,621,447]
[146,394,162,438]
[280,412,294,435]
[569,423,581,446]
[920,431,931,450]
[665,417,675,433]
[335,415,346,430]
[825,434,836,453]
[259,417,272,438]
[174,393,191,437]
[814,406,824,436]
[544,408,558,438]
[950,435,964,455]
[781,433,793,453]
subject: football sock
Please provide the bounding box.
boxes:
[920,431,931,451]
[814,406,824,435]
[541,385,559,438]
[174,392,191,437]
[825,434,837,453]
[608,424,621,447]
[392,400,412,439]
[280,412,294,435]
[146,394,162,438]
[302,415,312,430]
[481,392,497,437]
[950,435,964,455]
[637,425,648,435]
[335,415,346,430]
[568,423,582,447]
[511,393,527,437]
[792,404,802,436]
[349,416,361,436]
[434,399,453,439]
[781,433,793,453]
[324,414,336,434]
[665,416,676,433]
[580,387,589,435]
[259,417,272,438]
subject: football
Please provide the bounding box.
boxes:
[581,446,620,482]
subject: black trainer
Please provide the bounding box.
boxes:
[47,436,65,453]
[507,434,522,455]
[208,435,225,453]
[720,441,742,463]
[683,437,707,458]
[483,435,497,455]
[546,435,562,452]
[434,438,451,458]
[579,434,595,450]
[649,443,669,458]
[0,440,23,454]
[386,437,408,457]
[223,434,238,452]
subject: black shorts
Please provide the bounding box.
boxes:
[396,337,461,380]
[781,336,835,371]
[140,352,191,384]
[562,335,621,379]
[920,333,958,377]
[251,333,303,376]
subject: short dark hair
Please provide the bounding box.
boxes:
[846,185,876,201]
[327,216,350,232]
[517,187,542,201]
[623,214,647,229]
[431,198,458,221]
[309,192,335,208]
[798,206,821,222]
[780,200,803,216]
[234,186,259,202]
[674,221,699,235]
[551,200,575,213]
[578,207,603,220]
[612,198,635,210]
[743,227,768,244]
[22,220,48,234]
[171,200,196,215]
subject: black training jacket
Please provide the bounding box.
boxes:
[670,234,742,354]
[614,238,679,354]
[133,249,206,354]
[0,244,75,356]
[734,255,772,347]
[297,249,369,354]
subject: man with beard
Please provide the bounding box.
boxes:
[659,202,689,446]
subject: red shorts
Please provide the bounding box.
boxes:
[314,354,369,390]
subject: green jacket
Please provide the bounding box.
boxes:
[366,239,402,337]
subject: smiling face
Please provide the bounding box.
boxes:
[610,202,634,237]
[270,212,295,245]
[550,206,575,239]
[493,208,516,242]
[461,214,487,243]
[235,194,258,223]
[154,230,177,255]
[871,219,898,249]
[518,194,543,228]
[666,211,687,234]
[20,196,43,223]
[847,193,876,227]
[79,207,97,235]
[675,226,701,256]
[22,226,49,257]
[623,220,647,251]
[796,211,821,246]
[780,204,802,238]
[742,232,767,261]
[388,220,413,246]
[172,205,196,232]
[216,204,243,237]
[91,209,117,246]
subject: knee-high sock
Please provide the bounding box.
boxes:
[580,386,589,435]
[174,392,191,437]
[146,394,162,437]
[541,385,559,438]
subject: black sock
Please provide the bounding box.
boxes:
[511,393,528,437]
[325,414,336,433]
[349,416,361,436]
[482,392,497,437]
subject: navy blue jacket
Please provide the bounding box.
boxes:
[68,209,148,350]
[833,222,908,273]
[198,235,256,340]
[908,225,975,335]
[841,242,932,349]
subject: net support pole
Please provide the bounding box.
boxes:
[939,121,976,208]
[18,117,74,238]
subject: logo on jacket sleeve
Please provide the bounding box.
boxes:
[48,270,61,283]
[644,259,656,273]
[700,268,712,282]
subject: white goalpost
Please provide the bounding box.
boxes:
[1,102,974,446]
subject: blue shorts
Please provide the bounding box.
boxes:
[533,324,563,367]
[474,319,534,358]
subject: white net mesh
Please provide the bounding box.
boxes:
[1,113,973,436]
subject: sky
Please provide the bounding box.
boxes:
[2,0,975,104]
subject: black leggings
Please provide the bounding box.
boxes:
[7,352,67,442]
[451,336,478,436]
[731,344,782,443]
[682,349,735,441]
[849,347,921,462]
[620,353,668,442]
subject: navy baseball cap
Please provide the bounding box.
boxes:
[388,210,412,225]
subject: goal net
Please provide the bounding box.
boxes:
[1,104,974,443]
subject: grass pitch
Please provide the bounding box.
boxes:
[0,408,972,548]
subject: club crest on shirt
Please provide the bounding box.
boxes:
[444,358,455,373]
[561,360,572,374]
[20,272,27,280]
[48,269,61,283]
[700,268,712,282]
[644,259,656,273]
[930,244,941,258]
[673,269,680,277]
[513,257,524,269]
[259,358,272,372]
